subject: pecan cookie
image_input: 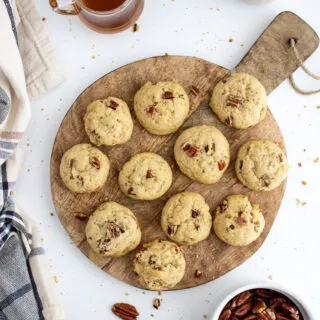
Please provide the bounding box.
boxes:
[210,73,267,129]
[84,97,133,146]
[174,125,230,184]
[85,202,141,257]
[133,239,186,290]
[213,194,265,246]
[161,192,212,245]
[236,140,288,191]
[134,81,189,135]
[59,143,110,193]
[118,152,172,200]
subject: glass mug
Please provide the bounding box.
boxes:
[50,0,144,33]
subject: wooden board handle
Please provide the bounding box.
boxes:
[235,11,319,94]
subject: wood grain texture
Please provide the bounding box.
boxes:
[235,11,319,94]
[50,12,319,290]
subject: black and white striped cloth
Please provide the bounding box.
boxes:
[0,164,32,253]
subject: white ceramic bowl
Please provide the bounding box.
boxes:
[211,282,315,320]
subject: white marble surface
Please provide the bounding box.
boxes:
[15,0,320,319]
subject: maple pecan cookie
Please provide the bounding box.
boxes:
[174,125,230,184]
[85,201,141,257]
[210,73,267,129]
[59,143,110,193]
[161,192,212,245]
[118,152,172,200]
[84,97,133,146]
[213,194,265,246]
[236,140,288,191]
[133,81,189,135]
[133,239,186,290]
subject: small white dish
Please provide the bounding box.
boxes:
[211,282,314,320]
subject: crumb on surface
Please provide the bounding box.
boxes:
[53,276,58,283]
[314,157,319,163]
[42,17,46,21]
[302,181,307,186]
[203,315,208,319]
[92,55,96,59]
[298,162,302,167]
[229,38,233,43]
[133,23,139,32]
[317,105,320,109]
[268,275,273,280]
[301,201,307,207]
[50,212,54,217]
[296,198,301,206]
[81,66,86,70]
[125,292,129,296]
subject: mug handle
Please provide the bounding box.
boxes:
[49,0,78,15]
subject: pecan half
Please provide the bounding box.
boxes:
[153,298,161,310]
[90,156,100,169]
[234,302,252,316]
[108,100,119,110]
[252,301,267,313]
[187,146,199,157]
[219,309,232,320]
[226,95,244,108]
[146,170,153,178]
[256,314,269,320]
[190,85,200,96]
[264,309,276,320]
[112,302,139,320]
[255,289,273,299]
[195,270,202,278]
[147,104,156,115]
[128,187,136,195]
[218,160,226,170]
[236,291,252,307]
[168,225,178,235]
[244,316,258,320]
[163,91,174,99]
[191,209,200,218]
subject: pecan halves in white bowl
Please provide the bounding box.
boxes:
[211,283,314,320]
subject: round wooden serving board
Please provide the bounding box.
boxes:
[50,12,319,290]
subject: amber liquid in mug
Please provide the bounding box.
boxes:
[82,0,127,11]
